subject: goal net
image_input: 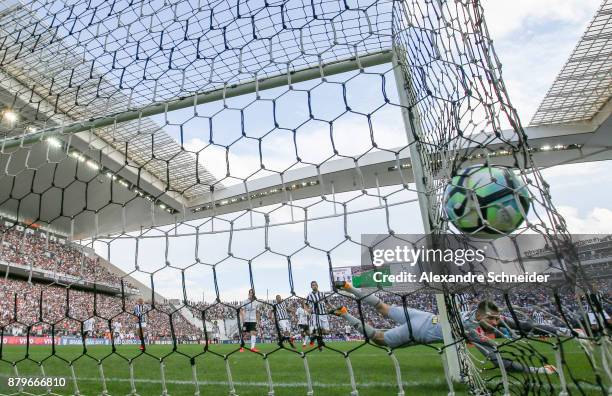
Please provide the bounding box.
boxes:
[0,0,608,395]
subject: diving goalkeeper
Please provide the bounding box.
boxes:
[332,281,563,375]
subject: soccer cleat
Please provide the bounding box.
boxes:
[333,280,351,291]
[239,347,245,352]
[139,344,145,352]
[533,364,557,375]
[329,306,348,316]
[250,347,260,352]
[309,340,315,347]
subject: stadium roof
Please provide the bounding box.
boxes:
[0,0,219,200]
[530,0,612,126]
[0,0,609,239]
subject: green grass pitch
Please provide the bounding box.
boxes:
[0,341,602,395]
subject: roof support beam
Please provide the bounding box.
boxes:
[1,50,393,149]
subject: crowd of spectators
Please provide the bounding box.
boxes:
[0,277,200,341]
[0,220,609,344]
[0,225,129,288]
[0,275,608,343]
[186,278,610,342]
[182,292,431,341]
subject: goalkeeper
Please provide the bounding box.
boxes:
[332,281,561,375]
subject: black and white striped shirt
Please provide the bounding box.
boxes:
[275,302,290,321]
[307,291,326,315]
[455,293,472,315]
[533,311,546,325]
[134,304,147,323]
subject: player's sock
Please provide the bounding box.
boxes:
[341,283,381,307]
[250,334,256,349]
[341,311,376,339]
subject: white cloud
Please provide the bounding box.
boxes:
[541,162,604,179]
[483,0,601,121]
[540,162,612,193]
[557,206,612,234]
[481,0,600,39]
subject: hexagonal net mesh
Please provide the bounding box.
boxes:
[0,0,609,395]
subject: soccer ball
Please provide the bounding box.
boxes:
[443,165,530,238]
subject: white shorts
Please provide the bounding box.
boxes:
[309,315,330,332]
[383,307,442,348]
[279,319,291,333]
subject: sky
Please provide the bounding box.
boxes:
[92,0,612,302]
[481,0,612,232]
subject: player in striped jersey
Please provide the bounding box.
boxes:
[240,289,260,352]
[133,297,148,351]
[306,281,331,348]
[455,293,473,316]
[532,310,545,325]
[274,295,296,349]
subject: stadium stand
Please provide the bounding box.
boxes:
[0,220,201,343]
